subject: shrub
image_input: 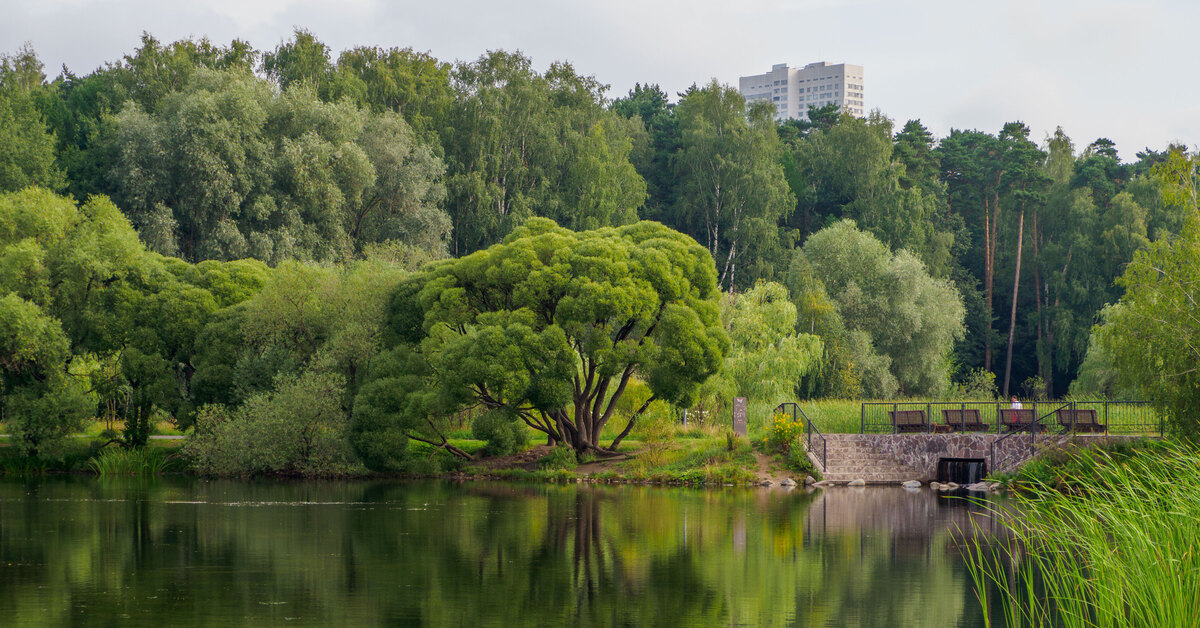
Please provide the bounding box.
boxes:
[537,446,578,470]
[183,371,364,476]
[471,409,529,456]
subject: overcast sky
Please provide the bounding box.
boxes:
[5,0,1198,160]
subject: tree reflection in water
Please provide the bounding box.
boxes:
[0,478,1010,627]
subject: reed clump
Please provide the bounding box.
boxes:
[965,441,1199,627]
[88,447,181,476]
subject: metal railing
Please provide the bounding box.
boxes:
[987,403,1066,474]
[775,402,826,472]
[859,400,1162,437]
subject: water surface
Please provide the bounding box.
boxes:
[0,478,1006,626]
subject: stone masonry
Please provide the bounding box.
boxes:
[810,433,1134,484]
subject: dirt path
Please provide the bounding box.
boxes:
[753,451,797,485]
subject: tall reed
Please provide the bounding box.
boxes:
[88,447,180,476]
[964,442,1200,627]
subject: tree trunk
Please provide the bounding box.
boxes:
[983,195,997,371]
[1031,208,1050,395]
[1002,209,1025,397]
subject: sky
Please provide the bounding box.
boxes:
[4,0,1198,160]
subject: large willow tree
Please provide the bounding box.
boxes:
[351,218,727,466]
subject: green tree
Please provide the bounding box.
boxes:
[0,293,90,456]
[785,113,953,277]
[1097,215,1200,436]
[611,83,679,222]
[351,218,727,465]
[332,45,453,138]
[0,46,65,192]
[441,51,644,254]
[105,68,448,263]
[261,29,334,94]
[700,282,822,408]
[672,81,793,290]
[784,251,897,398]
[996,122,1050,396]
[800,220,964,396]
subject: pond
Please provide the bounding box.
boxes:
[0,478,1010,626]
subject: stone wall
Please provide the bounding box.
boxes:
[865,433,1133,481]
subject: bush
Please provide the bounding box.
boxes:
[953,368,997,400]
[537,446,578,470]
[183,371,364,476]
[471,409,529,456]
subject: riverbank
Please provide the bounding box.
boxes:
[0,426,820,486]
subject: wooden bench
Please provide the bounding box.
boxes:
[998,408,1042,433]
[1055,408,1107,433]
[941,408,990,432]
[889,409,952,433]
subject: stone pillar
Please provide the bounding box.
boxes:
[733,397,747,436]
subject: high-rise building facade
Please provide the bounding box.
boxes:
[738,62,864,122]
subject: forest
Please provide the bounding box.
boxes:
[2,31,1198,473]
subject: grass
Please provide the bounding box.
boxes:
[88,447,184,476]
[963,440,1200,627]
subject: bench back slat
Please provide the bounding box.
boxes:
[1056,408,1104,429]
[999,408,1036,425]
[888,410,927,427]
[941,409,982,424]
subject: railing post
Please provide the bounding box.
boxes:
[861,403,866,435]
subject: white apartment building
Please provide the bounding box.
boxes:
[739,62,864,122]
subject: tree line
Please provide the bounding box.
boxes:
[2,31,1198,469]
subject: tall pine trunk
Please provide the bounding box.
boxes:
[1003,209,1025,397]
[1032,208,1050,396]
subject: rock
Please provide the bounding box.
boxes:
[989,483,1004,492]
[965,482,990,492]
[902,480,922,489]
[812,480,834,488]
[780,478,797,487]
[803,476,816,486]
[929,482,942,490]
[945,482,960,489]
[847,479,866,487]
[759,480,773,487]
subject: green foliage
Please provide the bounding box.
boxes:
[610,83,678,222]
[1097,215,1200,437]
[672,81,793,289]
[765,413,803,451]
[952,368,998,400]
[796,220,964,396]
[537,446,579,470]
[102,67,448,264]
[785,112,951,275]
[441,51,645,254]
[352,218,727,467]
[0,48,64,193]
[184,371,364,476]
[471,409,529,457]
[699,282,822,411]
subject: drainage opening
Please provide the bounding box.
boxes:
[937,458,987,484]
